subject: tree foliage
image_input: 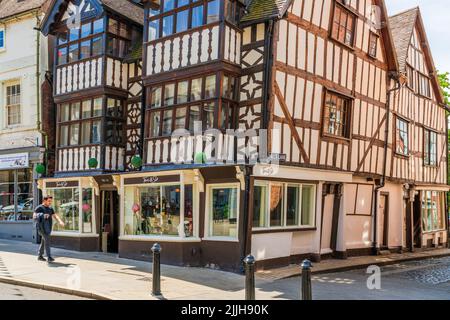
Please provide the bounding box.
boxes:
[438,71,450,106]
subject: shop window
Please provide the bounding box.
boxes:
[395,117,409,156]
[421,191,445,232]
[253,182,316,229]
[331,2,356,47]
[323,91,351,138]
[253,185,267,228]
[208,185,239,238]
[82,189,93,233]
[0,169,33,221]
[124,184,194,237]
[424,129,438,166]
[48,188,80,233]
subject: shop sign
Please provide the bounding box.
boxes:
[124,175,180,185]
[46,181,79,188]
[268,153,287,163]
[0,153,29,170]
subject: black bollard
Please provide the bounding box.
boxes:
[151,243,162,296]
[243,255,256,300]
[301,259,312,300]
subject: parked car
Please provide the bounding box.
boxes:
[0,198,34,221]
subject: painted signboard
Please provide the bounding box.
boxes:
[0,153,29,170]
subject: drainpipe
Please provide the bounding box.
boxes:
[373,73,401,255]
[262,20,274,129]
[33,13,50,208]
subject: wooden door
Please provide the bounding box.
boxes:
[379,193,389,249]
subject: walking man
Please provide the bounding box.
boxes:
[34,196,65,262]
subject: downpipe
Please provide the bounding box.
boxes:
[372,73,401,255]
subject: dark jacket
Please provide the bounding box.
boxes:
[34,205,55,235]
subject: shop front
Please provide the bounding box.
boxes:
[413,187,448,248]
[119,167,246,271]
[40,178,99,251]
[0,151,40,242]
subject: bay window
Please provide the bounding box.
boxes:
[147,0,222,42]
[253,181,316,229]
[57,18,104,66]
[58,97,124,147]
[146,73,238,138]
[107,17,132,57]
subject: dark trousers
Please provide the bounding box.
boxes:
[38,232,51,258]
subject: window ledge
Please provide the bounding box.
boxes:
[422,229,446,235]
[394,152,411,159]
[252,227,316,234]
[202,236,239,243]
[51,232,99,238]
[119,235,201,242]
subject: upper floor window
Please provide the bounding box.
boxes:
[57,18,104,66]
[331,2,356,47]
[58,96,124,147]
[395,117,409,156]
[424,129,437,166]
[322,91,351,138]
[225,0,242,25]
[407,64,415,90]
[147,0,221,42]
[5,83,21,126]
[107,17,132,57]
[0,28,5,50]
[368,31,378,58]
[417,72,431,98]
[146,73,238,137]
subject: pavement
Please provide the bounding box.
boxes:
[0,282,90,300]
[0,239,449,300]
[257,248,450,281]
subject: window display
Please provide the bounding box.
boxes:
[0,169,33,221]
[124,184,194,237]
[48,188,80,232]
[208,185,239,238]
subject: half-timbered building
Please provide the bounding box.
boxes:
[388,8,448,252]
[37,0,448,272]
[38,0,144,252]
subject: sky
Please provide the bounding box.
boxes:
[385,0,450,73]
